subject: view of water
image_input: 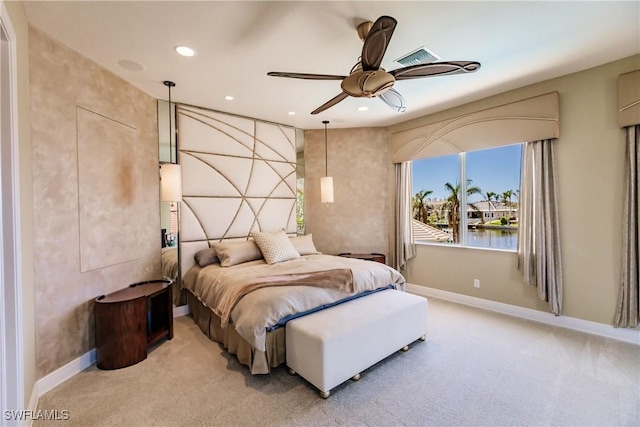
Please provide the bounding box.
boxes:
[467,228,518,250]
[417,227,518,250]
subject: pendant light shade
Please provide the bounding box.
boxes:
[161,163,182,202]
[321,176,334,204]
[321,120,334,204]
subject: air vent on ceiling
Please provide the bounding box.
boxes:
[394,47,440,67]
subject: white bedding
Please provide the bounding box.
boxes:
[182,254,405,351]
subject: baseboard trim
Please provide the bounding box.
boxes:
[25,383,39,427]
[406,284,640,345]
[35,349,96,399]
[173,304,189,318]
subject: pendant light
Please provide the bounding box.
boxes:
[159,80,181,276]
[160,80,182,202]
[320,120,334,204]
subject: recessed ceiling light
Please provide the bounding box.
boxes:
[357,106,369,112]
[117,59,144,71]
[225,95,234,101]
[288,112,296,115]
[174,46,196,57]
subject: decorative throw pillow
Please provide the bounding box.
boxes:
[212,240,263,267]
[251,229,301,264]
[289,234,321,255]
[194,247,218,267]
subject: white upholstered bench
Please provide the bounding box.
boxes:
[285,289,428,398]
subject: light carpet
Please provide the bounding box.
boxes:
[34,297,640,426]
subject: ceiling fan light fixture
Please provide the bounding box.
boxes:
[379,88,407,113]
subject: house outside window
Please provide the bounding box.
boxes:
[412,144,523,250]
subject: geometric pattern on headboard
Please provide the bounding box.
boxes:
[176,104,298,276]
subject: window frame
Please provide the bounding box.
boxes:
[412,146,522,252]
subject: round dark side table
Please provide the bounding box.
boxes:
[94,279,173,370]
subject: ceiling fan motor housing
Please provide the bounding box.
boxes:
[341,70,395,98]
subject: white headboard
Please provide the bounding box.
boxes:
[176,104,298,276]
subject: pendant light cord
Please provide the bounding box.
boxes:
[323,120,329,176]
[164,80,176,163]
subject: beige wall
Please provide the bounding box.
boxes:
[305,127,391,260]
[29,27,160,377]
[390,55,640,325]
[4,0,36,407]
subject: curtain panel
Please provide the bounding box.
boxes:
[393,162,416,270]
[614,71,640,328]
[614,125,639,328]
[517,139,563,315]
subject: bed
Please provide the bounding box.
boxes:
[181,232,405,374]
[174,105,406,374]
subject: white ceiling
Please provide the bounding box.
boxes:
[22,1,640,130]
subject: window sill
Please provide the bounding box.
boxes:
[414,240,517,253]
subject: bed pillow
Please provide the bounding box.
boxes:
[251,229,301,264]
[290,234,321,255]
[212,240,263,267]
[194,247,219,267]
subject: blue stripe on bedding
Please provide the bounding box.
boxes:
[265,284,396,332]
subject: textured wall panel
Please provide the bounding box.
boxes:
[77,107,140,271]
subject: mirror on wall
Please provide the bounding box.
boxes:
[296,128,305,234]
[158,100,176,163]
[158,100,185,306]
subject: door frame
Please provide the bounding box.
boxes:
[0,1,24,423]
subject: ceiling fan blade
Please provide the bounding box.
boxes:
[267,71,346,80]
[391,61,481,80]
[311,92,349,115]
[379,88,407,113]
[361,16,397,71]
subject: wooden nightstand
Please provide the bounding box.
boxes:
[338,252,386,264]
[95,279,173,370]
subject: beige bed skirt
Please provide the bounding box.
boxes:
[187,291,286,374]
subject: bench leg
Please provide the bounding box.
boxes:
[319,390,330,399]
[288,368,296,375]
[419,335,426,341]
[401,345,409,352]
[351,373,361,381]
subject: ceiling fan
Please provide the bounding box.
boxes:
[267,15,481,115]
